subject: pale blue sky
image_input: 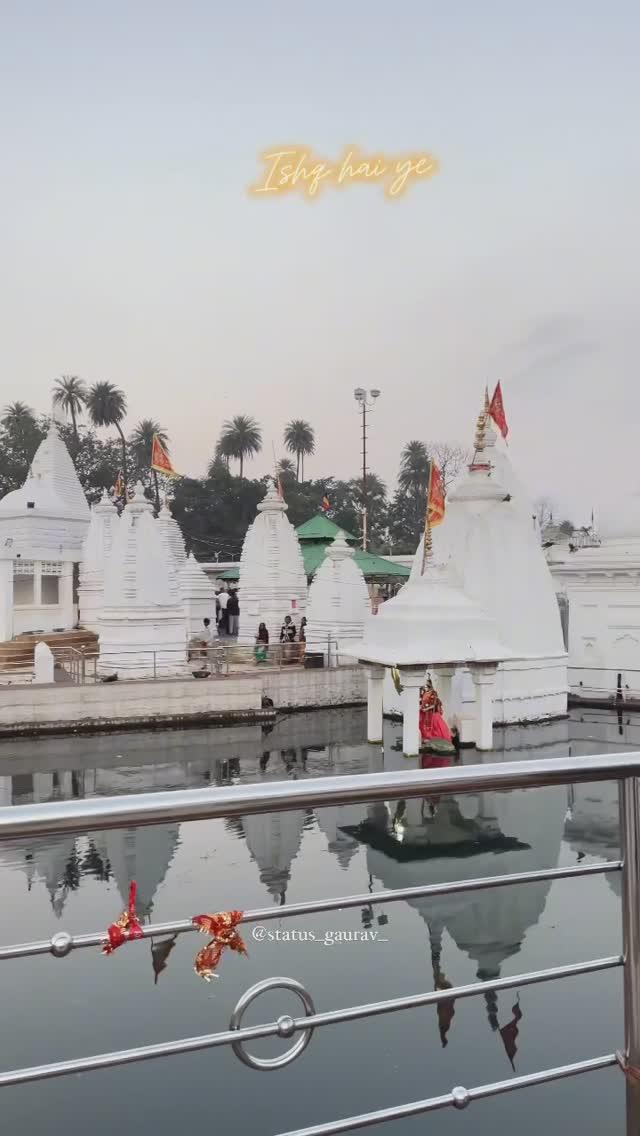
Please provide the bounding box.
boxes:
[1,0,638,521]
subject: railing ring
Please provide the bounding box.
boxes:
[229,977,316,1071]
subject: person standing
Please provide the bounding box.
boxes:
[227,590,240,637]
[217,587,229,636]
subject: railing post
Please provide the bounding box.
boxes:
[619,776,640,1134]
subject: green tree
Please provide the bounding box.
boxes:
[284,419,315,481]
[52,376,87,448]
[0,410,47,499]
[130,418,169,509]
[219,415,262,479]
[398,440,430,497]
[86,382,128,486]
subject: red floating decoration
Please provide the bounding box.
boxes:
[192,910,247,982]
[102,880,144,955]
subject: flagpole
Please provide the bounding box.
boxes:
[421,463,434,576]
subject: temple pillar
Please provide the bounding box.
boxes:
[398,667,425,756]
[469,664,497,750]
[0,558,13,642]
[432,665,456,719]
[365,664,385,743]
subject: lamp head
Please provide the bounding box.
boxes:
[370,388,381,400]
[354,387,366,402]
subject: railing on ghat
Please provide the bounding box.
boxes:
[1,753,640,1136]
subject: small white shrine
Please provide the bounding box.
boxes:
[0,420,90,641]
[77,490,119,634]
[355,553,511,754]
[237,482,307,645]
[97,484,188,678]
[305,532,370,662]
[179,552,216,635]
[157,499,187,578]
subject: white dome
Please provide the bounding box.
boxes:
[0,477,72,518]
[237,483,307,645]
[356,561,510,667]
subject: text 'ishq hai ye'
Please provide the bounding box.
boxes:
[249,146,440,200]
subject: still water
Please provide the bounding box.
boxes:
[0,706,635,1136]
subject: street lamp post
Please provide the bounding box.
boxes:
[353,388,381,551]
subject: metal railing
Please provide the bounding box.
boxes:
[0,753,638,1134]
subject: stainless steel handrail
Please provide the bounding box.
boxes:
[0,752,638,839]
[0,956,621,1087]
[0,750,637,1132]
[0,860,620,961]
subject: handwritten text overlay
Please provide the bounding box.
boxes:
[249,146,439,200]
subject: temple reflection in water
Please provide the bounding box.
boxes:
[0,705,624,1068]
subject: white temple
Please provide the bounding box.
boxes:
[237,482,307,645]
[305,532,370,662]
[77,490,119,634]
[0,420,90,640]
[97,484,188,678]
[179,553,216,636]
[374,401,567,744]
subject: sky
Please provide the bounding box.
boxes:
[1,0,639,524]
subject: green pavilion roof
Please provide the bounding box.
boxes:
[218,513,410,582]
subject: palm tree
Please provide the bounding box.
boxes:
[52,375,87,447]
[86,382,128,486]
[277,457,296,476]
[219,415,262,478]
[284,419,315,481]
[1,401,36,435]
[398,440,431,498]
[130,418,169,509]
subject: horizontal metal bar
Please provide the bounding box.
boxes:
[0,956,620,1086]
[0,752,638,840]
[277,1054,618,1136]
[295,955,621,1031]
[0,860,620,961]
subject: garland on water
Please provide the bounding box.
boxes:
[101,882,247,981]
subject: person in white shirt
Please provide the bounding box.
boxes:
[217,588,229,635]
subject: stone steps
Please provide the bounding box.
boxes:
[0,629,99,673]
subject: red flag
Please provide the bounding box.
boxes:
[488,382,509,440]
[151,435,179,478]
[321,495,331,512]
[427,462,445,527]
[499,997,523,1068]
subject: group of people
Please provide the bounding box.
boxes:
[203,587,240,639]
[254,615,307,663]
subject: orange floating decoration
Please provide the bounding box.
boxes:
[192,910,247,982]
[102,880,144,955]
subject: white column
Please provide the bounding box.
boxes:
[432,665,456,719]
[399,667,425,756]
[34,642,54,684]
[470,664,497,750]
[365,665,385,743]
[61,563,74,628]
[0,558,14,642]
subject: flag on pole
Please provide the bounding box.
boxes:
[113,472,125,499]
[321,494,331,512]
[488,382,509,440]
[151,435,179,478]
[421,462,445,575]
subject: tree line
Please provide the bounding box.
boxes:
[1,378,472,558]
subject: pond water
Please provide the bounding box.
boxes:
[0,706,637,1136]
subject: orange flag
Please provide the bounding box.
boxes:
[151,435,179,478]
[488,382,509,440]
[427,462,445,527]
